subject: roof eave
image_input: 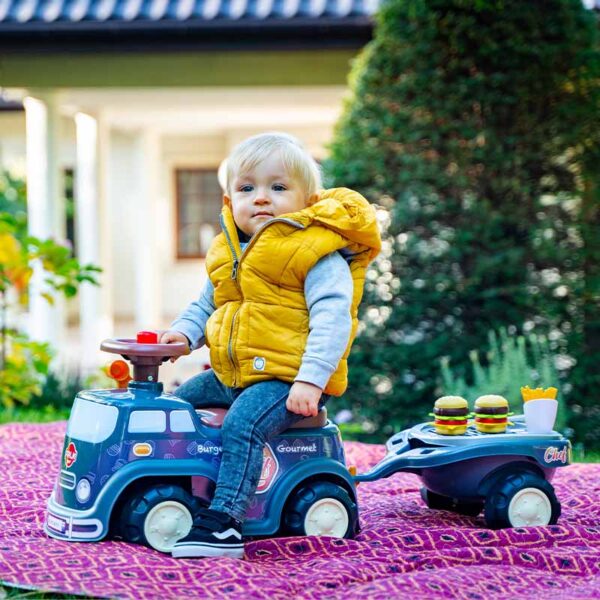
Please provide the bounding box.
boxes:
[0,17,374,52]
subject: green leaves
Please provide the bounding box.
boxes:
[0,170,103,409]
[0,216,101,307]
[0,331,53,408]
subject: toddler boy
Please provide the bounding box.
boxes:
[160,132,380,558]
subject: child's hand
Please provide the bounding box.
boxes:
[286,381,322,417]
[159,330,190,362]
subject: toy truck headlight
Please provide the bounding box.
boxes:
[76,478,91,503]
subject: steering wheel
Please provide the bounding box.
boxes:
[101,333,188,383]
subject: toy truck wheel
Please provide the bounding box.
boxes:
[119,484,201,552]
[283,481,358,539]
[484,472,561,529]
[420,487,484,517]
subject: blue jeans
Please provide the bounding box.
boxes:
[174,369,327,522]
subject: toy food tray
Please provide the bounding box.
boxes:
[390,416,564,449]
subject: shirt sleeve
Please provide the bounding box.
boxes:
[170,278,216,351]
[295,252,354,390]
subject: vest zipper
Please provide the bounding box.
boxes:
[236,217,305,266]
[220,214,305,278]
[220,214,241,280]
[218,215,305,386]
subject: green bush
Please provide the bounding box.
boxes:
[325,0,600,444]
[30,367,112,411]
[0,172,101,409]
[0,333,52,407]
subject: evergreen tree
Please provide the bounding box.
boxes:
[325,0,599,439]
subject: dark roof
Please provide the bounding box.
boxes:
[0,0,379,51]
[0,0,597,52]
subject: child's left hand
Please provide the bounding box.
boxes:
[286,381,322,417]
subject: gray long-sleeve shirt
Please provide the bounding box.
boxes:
[171,247,353,390]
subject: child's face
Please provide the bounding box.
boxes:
[225,152,315,236]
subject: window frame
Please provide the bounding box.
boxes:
[174,167,222,260]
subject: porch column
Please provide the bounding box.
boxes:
[132,130,161,330]
[23,94,65,347]
[75,112,114,370]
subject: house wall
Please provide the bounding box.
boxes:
[0,100,341,325]
[108,131,138,320]
[0,112,26,174]
[0,111,77,174]
[0,50,356,88]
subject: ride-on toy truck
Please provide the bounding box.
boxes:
[45,334,571,552]
[45,334,358,552]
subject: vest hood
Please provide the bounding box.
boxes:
[304,187,382,261]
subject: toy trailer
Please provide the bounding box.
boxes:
[354,417,571,528]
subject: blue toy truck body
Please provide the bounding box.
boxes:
[45,381,357,550]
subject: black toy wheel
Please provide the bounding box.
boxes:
[119,484,202,552]
[283,481,358,539]
[484,472,561,529]
[420,487,484,517]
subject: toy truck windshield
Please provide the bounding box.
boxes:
[66,397,119,443]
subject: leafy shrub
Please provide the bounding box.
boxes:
[29,367,112,411]
[0,172,101,409]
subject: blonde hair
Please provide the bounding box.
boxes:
[224,132,322,198]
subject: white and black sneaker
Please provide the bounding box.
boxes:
[172,507,244,559]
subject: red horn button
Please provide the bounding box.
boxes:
[137,331,158,344]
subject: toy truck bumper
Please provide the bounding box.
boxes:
[44,493,105,542]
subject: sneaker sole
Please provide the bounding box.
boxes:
[172,543,244,559]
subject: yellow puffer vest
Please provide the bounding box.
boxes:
[204,187,381,396]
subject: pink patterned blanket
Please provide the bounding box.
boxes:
[0,422,598,599]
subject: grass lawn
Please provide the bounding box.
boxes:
[0,406,71,425]
[0,405,598,598]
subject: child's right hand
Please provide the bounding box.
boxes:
[159,330,190,362]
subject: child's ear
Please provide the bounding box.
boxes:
[223,194,232,208]
[307,192,320,207]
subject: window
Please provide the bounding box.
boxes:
[67,398,119,443]
[170,410,196,433]
[175,169,222,259]
[128,411,167,433]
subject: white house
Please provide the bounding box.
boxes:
[0,0,378,383]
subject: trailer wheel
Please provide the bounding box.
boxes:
[119,484,202,552]
[420,487,484,517]
[283,481,358,539]
[484,472,560,529]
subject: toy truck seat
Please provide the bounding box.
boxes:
[196,407,328,429]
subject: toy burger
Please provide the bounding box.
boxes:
[432,396,469,435]
[474,395,509,433]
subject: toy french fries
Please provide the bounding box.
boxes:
[520,386,558,402]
